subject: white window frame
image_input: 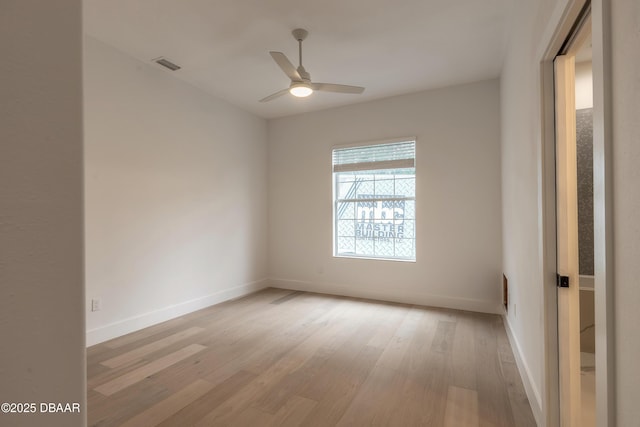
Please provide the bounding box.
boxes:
[332,137,416,262]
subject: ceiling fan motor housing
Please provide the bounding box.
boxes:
[292,28,308,41]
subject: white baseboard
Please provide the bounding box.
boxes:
[269,278,502,314]
[86,279,268,346]
[503,314,543,426]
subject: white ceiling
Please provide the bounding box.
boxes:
[84,0,514,119]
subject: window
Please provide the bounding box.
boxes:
[333,139,416,261]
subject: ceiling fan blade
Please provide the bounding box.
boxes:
[312,83,365,94]
[270,52,301,81]
[259,88,289,102]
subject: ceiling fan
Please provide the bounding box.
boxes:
[259,28,365,102]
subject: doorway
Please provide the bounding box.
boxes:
[554,12,594,425]
[543,1,614,426]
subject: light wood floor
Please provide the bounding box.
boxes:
[87,288,536,426]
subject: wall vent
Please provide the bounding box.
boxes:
[154,57,181,71]
[503,274,508,311]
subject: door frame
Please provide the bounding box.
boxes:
[538,0,615,426]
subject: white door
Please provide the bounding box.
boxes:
[554,54,582,427]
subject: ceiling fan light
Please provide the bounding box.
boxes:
[289,83,313,98]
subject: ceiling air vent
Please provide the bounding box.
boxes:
[153,57,181,71]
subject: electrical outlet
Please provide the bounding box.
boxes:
[91,299,101,312]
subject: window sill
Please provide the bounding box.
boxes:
[333,254,416,263]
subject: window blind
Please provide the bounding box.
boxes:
[332,140,415,172]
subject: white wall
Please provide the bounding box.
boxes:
[575,61,593,110]
[268,80,503,313]
[84,37,268,345]
[501,0,640,424]
[0,1,86,426]
[500,0,561,421]
[610,0,640,423]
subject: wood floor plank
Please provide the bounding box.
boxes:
[87,360,110,380]
[382,307,444,425]
[431,320,457,353]
[495,317,518,367]
[293,302,384,402]
[94,344,206,396]
[227,406,274,426]
[300,344,384,426]
[96,289,277,361]
[87,289,536,427]
[400,310,441,378]
[374,307,426,371]
[451,312,478,390]
[501,360,537,427]
[255,299,381,411]
[444,385,480,427]
[88,381,170,427]
[335,365,404,426]
[171,295,349,396]
[153,298,337,393]
[251,354,328,415]
[475,316,516,427]
[119,379,214,427]
[192,301,360,426]
[177,302,334,397]
[232,297,351,376]
[88,358,152,390]
[269,395,317,427]
[366,304,411,349]
[101,326,205,368]
[155,370,258,427]
[414,344,450,425]
[102,317,189,350]
[270,290,304,305]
